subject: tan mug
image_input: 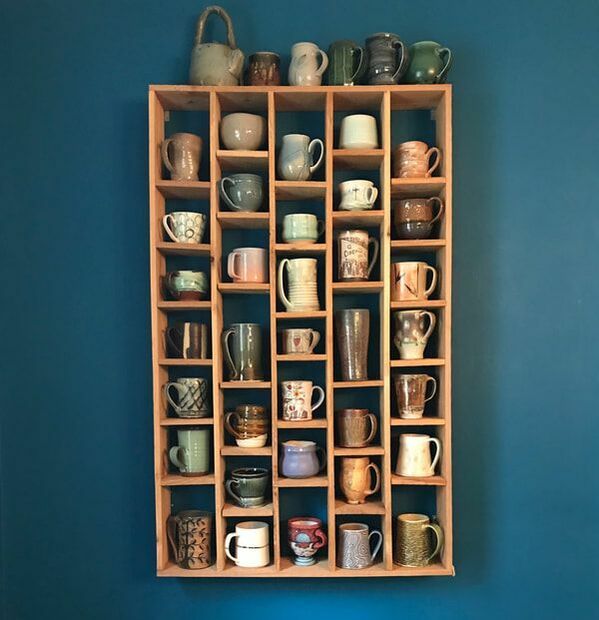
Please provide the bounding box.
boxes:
[393,141,441,178]
[395,514,444,567]
[391,261,438,301]
[395,433,441,477]
[339,457,381,505]
[282,328,320,354]
[335,409,378,447]
[227,247,268,283]
[161,132,202,181]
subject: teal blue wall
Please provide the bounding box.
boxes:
[2,0,598,618]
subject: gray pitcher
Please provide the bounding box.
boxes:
[222,323,263,381]
[189,5,244,86]
[365,32,410,85]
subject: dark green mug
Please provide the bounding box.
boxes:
[327,39,366,86]
[225,467,270,507]
[405,41,452,84]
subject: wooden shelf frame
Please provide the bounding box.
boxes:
[149,84,453,578]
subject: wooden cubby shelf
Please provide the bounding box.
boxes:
[149,84,453,578]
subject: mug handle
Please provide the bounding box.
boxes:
[363,186,379,207]
[160,138,176,176]
[428,437,442,474]
[424,522,445,562]
[424,265,438,298]
[169,446,188,471]
[391,40,410,82]
[308,329,321,353]
[436,47,452,83]
[163,382,184,413]
[368,530,383,562]
[365,462,381,496]
[166,516,181,564]
[162,214,180,243]
[164,272,178,300]
[315,49,329,76]
[221,328,239,380]
[277,259,292,310]
[349,45,365,83]
[227,251,241,281]
[165,327,183,358]
[308,139,325,174]
[366,237,380,278]
[314,528,327,550]
[425,147,442,177]
[310,385,325,412]
[427,197,445,225]
[424,376,438,403]
[219,177,241,211]
[420,311,437,342]
[316,220,326,238]
[364,413,378,445]
[316,447,327,473]
[224,532,239,562]
[225,479,243,505]
[224,412,242,439]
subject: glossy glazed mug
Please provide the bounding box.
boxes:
[395,513,444,567]
[282,214,324,244]
[167,510,212,569]
[339,457,381,505]
[365,32,410,85]
[169,428,211,475]
[227,247,268,283]
[288,42,329,86]
[337,229,379,281]
[278,258,320,312]
[393,141,441,178]
[280,441,326,478]
[221,323,263,381]
[219,173,263,212]
[225,521,270,568]
[393,310,436,360]
[405,41,452,84]
[391,261,438,301]
[395,433,441,477]
[220,113,266,150]
[394,374,437,419]
[327,39,366,86]
[335,409,378,448]
[165,322,209,359]
[393,197,444,240]
[337,523,383,569]
[161,132,202,181]
[282,328,320,354]
[162,211,207,244]
[278,134,324,181]
[225,467,270,508]
[339,114,378,149]
[224,404,270,448]
[164,270,208,301]
[281,380,325,421]
[246,51,281,85]
[163,377,210,418]
[335,309,369,381]
[288,517,327,566]
[338,180,378,210]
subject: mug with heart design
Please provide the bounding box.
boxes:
[391,261,438,301]
[393,141,442,178]
[281,380,325,421]
[281,328,320,354]
[393,310,436,360]
[162,211,207,244]
[395,433,441,477]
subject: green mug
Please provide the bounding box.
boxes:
[327,39,366,86]
[169,428,211,475]
[405,41,452,84]
[282,214,325,244]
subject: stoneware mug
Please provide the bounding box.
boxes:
[393,197,444,240]
[327,39,366,86]
[164,270,208,301]
[282,213,324,244]
[288,42,329,86]
[395,513,444,567]
[337,523,383,569]
[278,258,320,312]
[220,113,266,150]
[337,229,379,281]
[225,467,270,508]
[225,521,270,568]
[224,404,270,448]
[169,428,211,475]
[163,377,210,418]
[288,517,327,566]
[278,134,324,181]
[227,247,268,283]
[161,132,202,181]
[335,409,378,448]
[221,323,263,381]
[365,32,410,85]
[281,380,325,421]
[391,261,438,301]
[335,309,370,380]
[395,433,441,477]
[393,141,442,178]
[339,114,378,149]
[280,441,326,478]
[219,173,263,212]
[339,457,381,505]
[393,310,436,360]
[167,510,213,569]
[165,322,209,359]
[394,374,437,419]
[246,51,281,85]
[338,180,378,211]
[281,328,320,354]
[405,41,452,84]
[162,211,207,244]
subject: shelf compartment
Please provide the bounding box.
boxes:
[160,474,215,486]
[275,475,328,488]
[390,239,446,252]
[334,499,386,515]
[217,149,268,170]
[160,418,214,427]
[276,354,327,362]
[275,181,327,200]
[390,300,446,310]
[332,211,384,227]
[390,177,446,198]
[157,301,211,311]
[390,359,445,368]
[156,180,211,200]
[275,311,327,320]
[333,149,384,169]
[333,446,385,456]
[217,212,270,229]
[277,419,328,429]
[333,281,383,294]
[158,359,212,367]
[333,380,383,388]
[218,282,270,294]
[390,418,445,426]
[220,381,272,389]
[222,502,274,517]
[391,474,446,486]
[274,243,327,255]
[156,242,211,256]
[221,446,272,456]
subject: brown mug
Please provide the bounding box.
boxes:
[393,197,444,240]
[335,409,378,447]
[167,510,212,569]
[246,52,281,85]
[165,322,209,359]
[394,374,437,419]
[224,404,270,448]
[339,457,381,505]
[393,141,441,178]
[161,133,202,181]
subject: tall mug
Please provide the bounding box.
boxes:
[395,433,441,477]
[169,428,211,475]
[278,258,320,312]
[391,261,438,301]
[335,309,369,381]
[221,323,263,381]
[393,310,436,360]
[395,514,444,567]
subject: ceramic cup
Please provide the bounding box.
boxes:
[393,310,436,360]
[169,427,211,475]
[221,323,263,381]
[246,51,281,85]
[282,214,324,244]
[167,510,213,569]
[339,457,381,505]
[165,322,209,359]
[224,404,270,448]
[393,197,444,240]
[225,521,270,568]
[395,433,441,477]
[219,173,264,212]
[336,409,378,448]
[281,380,325,421]
[227,247,268,283]
[220,113,266,150]
[161,132,202,181]
[288,517,327,566]
[335,309,369,381]
[278,134,324,181]
[337,229,379,281]
[337,523,383,569]
[280,441,326,478]
[395,514,444,567]
[225,467,270,508]
[162,211,207,244]
[338,180,378,211]
[278,258,320,312]
[281,328,320,354]
[393,141,442,178]
[288,42,329,86]
[163,377,210,418]
[365,32,410,85]
[405,41,452,85]
[339,114,378,149]
[164,270,208,301]
[391,261,438,301]
[327,39,366,86]
[394,374,437,419]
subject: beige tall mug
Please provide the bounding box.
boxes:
[395,433,441,477]
[339,457,381,504]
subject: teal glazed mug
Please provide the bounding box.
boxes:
[405,41,452,84]
[169,428,211,475]
[219,173,263,212]
[164,270,208,301]
[282,214,325,244]
[225,467,270,507]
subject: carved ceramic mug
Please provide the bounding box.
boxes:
[394,374,437,419]
[278,258,320,312]
[395,433,441,477]
[167,510,212,569]
[395,513,444,567]
[280,380,325,421]
[393,141,441,178]
[337,523,383,569]
[337,230,380,281]
[162,211,207,244]
[393,310,436,360]
[391,261,438,301]
[161,133,202,181]
[339,457,381,505]
[288,517,327,566]
[393,197,445,240]
[336,409,378,448]
[282,328,320,354]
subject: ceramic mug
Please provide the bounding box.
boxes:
[225,521,270,568]
[246,51,281,85]
[395,433,441,477]
[227,247,268,283]
[224,404,270,448]
[394,374,437,419]
[282,214,324,244]
[281,328,320,354]
[221,323,263,381]
[395,513,444,567]
[336,409,378,448]
[161,132,202,181]
[162,211,207,244]
[163,377,210,418]
[288,42,329,86]
[365,32,410,85]
[278,258,320,312]
[219,173,263,212]
[339,114,378,149]
[327,39,366,86]
[169,428,211,475]
[339,457,381,505]
[337,523,383,569]
[393,197,444,240]
[337,230,379,281]
[278,134,324,181]
[335,309,369,381]
[164,270,208,301]
[393,141,442,178]
[220,113,266,150]
[280,441,326,478]
[405,41,452,85]
[281,380,325,421]
[288,517,327,566]
[393,310,436,360]
[225,467,270,508]
[165,322,209,359]
[167,510,212,569]
[391,261,438,301]
[338,180,378,211]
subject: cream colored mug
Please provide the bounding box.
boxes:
[281,380,325,421]
[391,261,438,301]
[393,310,436,359]
[282,328,321,354]
[227,247,268,283]
[225,521,270,568]
[278,258,320,312]
[395,433,441,477]
[339,114,378,149]
[288,42,329,86]
[338,180,378,210]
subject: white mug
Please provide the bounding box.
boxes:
[391,261,438,301]
[227,247,268,283]
[393,310,436,360]
[339,114,378,149]
[278,258,320,312]
[281,380,325,421]
[288,42,329,86]
[338,180,378,211]
[282,328,321,354]
[225,521,270,568]
[162,211,207,244]
[395,433,441,477]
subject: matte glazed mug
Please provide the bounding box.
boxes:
[169,428,211,475]
[225,521,270,568]
[165,322,209,359]
[280,441,326,478]
[394,374,437,419]
[227,247,268,283]
[220,113,266,150]
[405,41,452,85]
[246,51,281,85]
[288,517,327,566]
[391,261,438,301]
[337,523,383,569]
[393,141,441,178]
[395,433,441,477]
[327,39,366,86]
[278,134,324,181]
[336,409,378,448]
[222,323,263,381]
[393,197,444,240]
[161,132,202,181]
[164,270,208,301]
[225,467,270,508]
[278,258,320,312]
[335,309,369,381]
[219,173,264,212]
[393,310,436,360]
[282,328,320,354]
[163,377,210,418]
[338,180,378,210]
[162,211,207,244]
[339,457,381,505]
[288,42,329,86]
[282,214,324,244]
[365,32,409,85]
[395,513,444,567]
[337,229,379,281]
[224,404,270,448]
[281,380,325,421]
[167,510,213,569]
[339,114,378,149]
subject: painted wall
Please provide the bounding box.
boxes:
[1,0,598,618]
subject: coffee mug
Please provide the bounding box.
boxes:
[281,328,320,354]
[339,457,381,505]
[337,523,382,569]
[219,173,263,212]
[393,141,441,178]
[220,113,266,150]
[395,513,444,567]
[164,270,208,301]
[336,409,378,448]
[246,51,281,86]
[393,197,444,240]
[288,517,327,566]
[225,521,270,568]
[227,247,268,283]
[165,322,209,359]
[169,428,211,475]
[335,309,369,381]
[395,433,441,477]
[280,441,326,478]
[391,261,438,301]
[393,310,436,360]
[224,404,270,448]
[327,39,366,86]
[338,180,378,211]
[162,211,207,244]
[278,134,324,181]
[278,258,320,312]
[225,467,270,508]
[339,114,378,149]
[167,510,212,569]
[163,377,210,418]
[222,323,263,381]
[281,380,325,421]
[161,132,202,181]
[337,229,379,281]
[394,374,437,419]
[405,41,452,84]
[282,214,324,244]
[288,42,328,86]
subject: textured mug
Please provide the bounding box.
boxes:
[278,258,320,312]
[337,229,379,281]
[337,523,383,569]
[165,322,209,359]
[246,51,281,85]
[336,409,378,448]
[163,377,210,418]
[393,310,436,360]
[339,114,378,149]
[282,328,320,354]
[393,141,441,178]
[164,270,208,301]
[391,261,438,301]
[281,380,325,421]
[288,517,327,566]
[278,134,324,181]
[335,309,369,380]
[227,247,268,283]
[162,211,207,244]
[161,132,202,181]
[338,180,378,210]
[393,197,444,240]
[327,40,366,86]
[225,467,270,508]
[339,457,381,505]
[221,323,263,381]
[224,404,270,448]
[288,42,329,86]
[395,433,441,477]
[394,374,437,419]
[365,32,409,85]
[169,428,211,475]
[395,513,444,567]
[219,173,263,212]
[167,510,212,569]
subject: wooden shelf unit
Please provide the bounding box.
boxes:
[149,84,453,578]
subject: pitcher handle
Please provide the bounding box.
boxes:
[424,265,438,298]
[424,377,437,403]
[428,437,442,474]
[391,40,410,82]
[436,47,452,83]
[364,413,378,445]
[421,311,437,342]
[425,147,441,177]
[366,237,380,278]
[227,251,241,281]
[161,214,179,243]
[160,138,175,176]
[277,259,292,310]
[221,327,239,380]
[316,447,327,473]
[349,46,365,83]
[308,329,321,353]
[225,479,243,504]
[368,529,383,562]
[427,197,445,225]
[310,385,325,412]
[219,177,241,211]
[194,5,237,48]
[224,532,239,562]
[308,139,325,174]
[365,462,381,496]
[166,516,181,563]
[314,528,327,550]
[169,446,188,471]
[224,412,242,439]
[424,522,445,562]
[315,49,329,76]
